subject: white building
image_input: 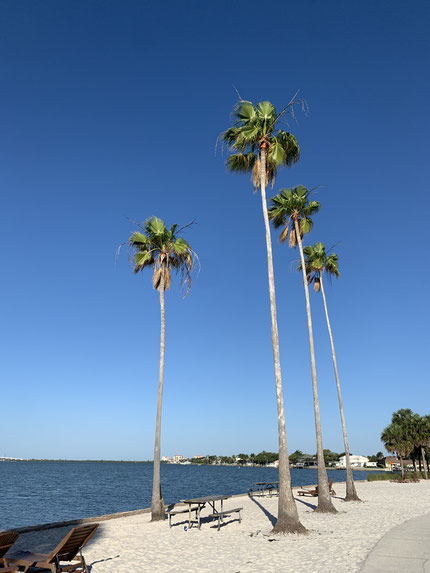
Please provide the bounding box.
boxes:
[336,455,369,468]
[173,454,187,463]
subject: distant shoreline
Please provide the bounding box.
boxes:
[0,459,384,470]
[0,458,153,463]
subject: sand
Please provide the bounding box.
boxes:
[10,480,430,572]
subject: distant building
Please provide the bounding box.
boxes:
[336,455,369,468]
[384,456,413,470]
[192,455,205,460]
[298,454,317,467]
[161,456,172,463]
[173,454,187,463]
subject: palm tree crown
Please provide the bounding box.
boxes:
[128,216,194,294]
[221,100,300,188]
[302,242,339,292]
[268,185,320,246]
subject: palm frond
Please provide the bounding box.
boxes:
[222,95,303,192]
[279,226,289,244]
[129,231,148,246]
[126,216,197,295]
[325,253,340,278]
[226,152,256,173]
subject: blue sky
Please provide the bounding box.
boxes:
[1,0,429,460]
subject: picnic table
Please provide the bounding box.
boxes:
[249,482,279,497]
[179,494,242,530]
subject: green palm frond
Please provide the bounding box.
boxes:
[222,96,302,190]
[325,253,340,278]
[127,216,196,295]
[145,216,166,237]
[300,242,340,287]
[234,100,257,123]
[268,186,320,248]
[129,231,148,246]
[226,152,256,173]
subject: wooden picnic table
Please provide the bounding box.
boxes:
[249,482,279,496]
[180,494,230,529]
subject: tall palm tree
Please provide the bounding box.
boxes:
[301,242,361,501]
[268,186,336,513]
[128,216,195,521]
[222,98,307,534]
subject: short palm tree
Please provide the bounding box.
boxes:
[268,185,336,513]
[411,413,429,479]
[381,419,413,480]
[222,98,307,535]
[301,242,360,501]
[128,216,195,521]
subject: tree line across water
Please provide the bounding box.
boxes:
[187,450,383,466]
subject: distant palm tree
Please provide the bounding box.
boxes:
[301,242,361,501]
[381,421,412,480]
[268,186,336,513]
[411,413,429,478]
[222,97,307,534]
[128,216,195,521]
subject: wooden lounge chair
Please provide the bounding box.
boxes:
[4,523,98,573]
[297,479,336,497]
[0,531,20,572]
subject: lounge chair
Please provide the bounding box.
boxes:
[297,479,336,497]
[0,531,20,572]
[4,523,98,573]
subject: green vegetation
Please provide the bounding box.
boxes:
[381,409,430,480]
[367,471,425,482]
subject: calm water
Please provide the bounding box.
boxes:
[0,461,378,530]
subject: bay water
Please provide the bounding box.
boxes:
[0,461,377,530]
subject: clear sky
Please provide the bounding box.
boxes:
[1,0,429,460]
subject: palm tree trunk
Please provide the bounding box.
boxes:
[151,271,165,521]
[400,456,405,480]
[295,220,336,513]
[259,148,306,535]
[320,276,360,502]
[421,446,428,479]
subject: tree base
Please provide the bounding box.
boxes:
[150,499,165,522]
[271,516,308,535]
[344,493,362,502]
[315,500,338,514]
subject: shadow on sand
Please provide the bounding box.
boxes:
[294,496,317,510]
[248,493,277,527]
[89,554,120,571]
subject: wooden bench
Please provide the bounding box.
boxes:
[165,506,200,528]
[208,507,242,531]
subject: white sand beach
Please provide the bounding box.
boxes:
[11,480,430,572]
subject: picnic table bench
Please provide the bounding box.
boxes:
[179,494,241,530]
[165,505,200,528]
[208,507,242,531]
[248,482,279,497]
